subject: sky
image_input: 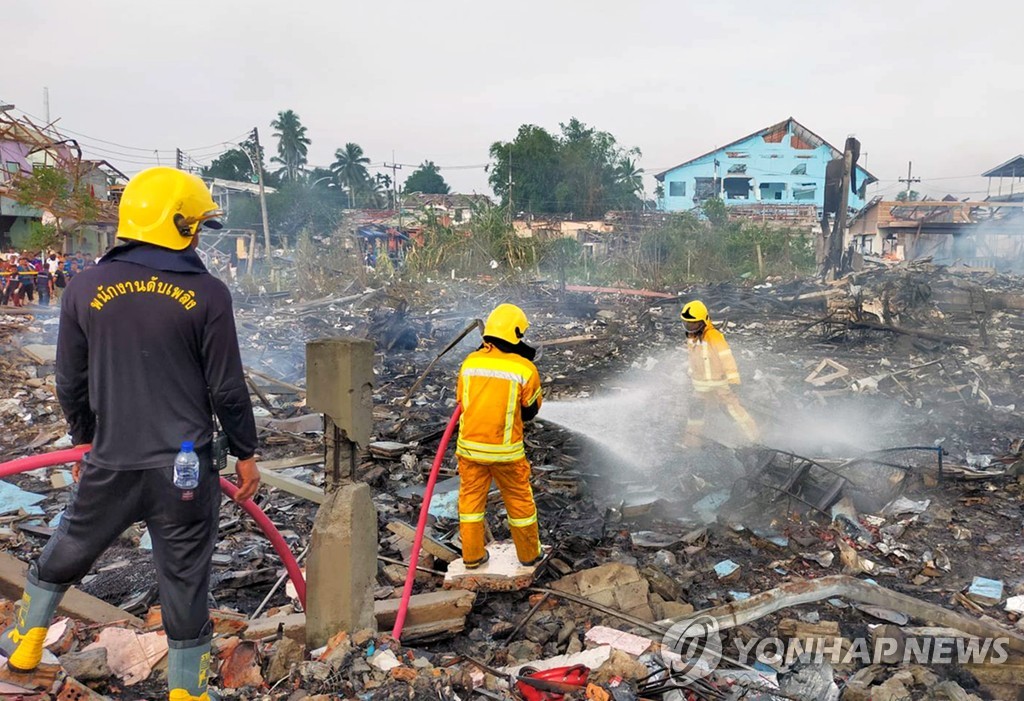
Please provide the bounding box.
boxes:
[3,0,1022,201]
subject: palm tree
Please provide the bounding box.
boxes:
[617,157,644,197]
[330,143,371,208]
[373,173,393,209]
[270,110,311,182]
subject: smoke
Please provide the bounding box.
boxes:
[538,338,933,492]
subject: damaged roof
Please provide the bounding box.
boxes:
[654,116,878,184]
[981,154,1024,178]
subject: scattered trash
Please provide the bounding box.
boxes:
[967,577,1004,607]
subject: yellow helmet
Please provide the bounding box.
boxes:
[680,300,709,323]
[483,303,529,345]
[116,167,223,251]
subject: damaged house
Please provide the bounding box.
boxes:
[655,117,876,227]
[848,157,1024,267]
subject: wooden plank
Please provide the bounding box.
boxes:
[0,552,143,627]
[259,454,323,472]
[541,334,608,347]
[777,618,840,637]
[564,285,675,299]
[243,366,306,396]
[387,521,459,563]
[375,590,476,639]
[243,590,477,644]
[257,470,324,504]
[222,454,323,475]
[223,456,325,503]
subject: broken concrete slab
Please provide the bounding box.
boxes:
[21,344,56,365]
[245,590,477,645]
[502,644,613,678]
[243,612,307,644]
[550,562,654,622]
[59,647,111,681]
[583,626,652,656]
[444,541,545,592]
[375,589,476,640]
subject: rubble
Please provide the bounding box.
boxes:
[6,263,1024,698]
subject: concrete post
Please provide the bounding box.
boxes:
[305,481,378,646]
[304,338,378,648]
[306,338,374,491]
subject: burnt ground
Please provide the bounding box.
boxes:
[1,263,1023,698]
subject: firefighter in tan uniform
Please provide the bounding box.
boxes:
[681,300,759,446]
[456,304,544,569]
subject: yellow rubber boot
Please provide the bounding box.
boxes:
[0,580,66,672]
[169,691,209,701]
[167,642,212,701]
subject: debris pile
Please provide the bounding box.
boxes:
[2,261,1024,698]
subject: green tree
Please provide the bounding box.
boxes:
[9,165,108,242]
[489,125,561,214]
[402,161,450,194]
[270,110,311,182]
[226,179,344,245]
[895,190,920,202]
[617,157,644,199]
[489,118,643,218]
[201,147,255,183]
[701,197,728,227]
[330,143,371,208]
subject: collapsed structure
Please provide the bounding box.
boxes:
[1,249,1024,699]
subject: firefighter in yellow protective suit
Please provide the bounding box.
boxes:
[681,300,759,446]
[456,304,544,569]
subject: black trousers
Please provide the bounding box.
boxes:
[36,459,220,644]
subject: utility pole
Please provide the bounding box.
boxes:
[175,148,184,170]
[507,144,513,224]
[43,87,49,123]
[250,127,272,266]
[899,161,921,200]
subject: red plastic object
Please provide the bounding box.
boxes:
[0,445,307,608]
[0,447,88,478]
[391,404,462,641]
[220,477,306,608]
[516,665,591,701]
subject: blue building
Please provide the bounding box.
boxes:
[655,118,875,214]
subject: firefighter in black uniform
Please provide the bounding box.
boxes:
[0,167,261,701]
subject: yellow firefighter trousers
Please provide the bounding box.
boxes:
[457,456,541,565]
[685,388,760,445]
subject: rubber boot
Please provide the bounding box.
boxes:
[167,641,213,701]
[0,577,67,672]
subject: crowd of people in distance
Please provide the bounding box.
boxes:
[0,250,96,308]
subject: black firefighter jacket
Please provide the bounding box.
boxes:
[56,242,258,470]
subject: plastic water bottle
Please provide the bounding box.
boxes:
[173,441,200,490]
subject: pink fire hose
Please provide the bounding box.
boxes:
[392,404,462,641]
[0,445,307,609]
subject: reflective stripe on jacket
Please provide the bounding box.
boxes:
[456,345,542,463]
[687,324,741,392]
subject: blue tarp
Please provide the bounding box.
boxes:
[0,480,45,516]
